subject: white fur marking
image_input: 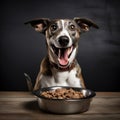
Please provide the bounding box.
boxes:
[56,20,72,47]
[40,68,82,88]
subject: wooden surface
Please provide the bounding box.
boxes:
[0,92,120,120]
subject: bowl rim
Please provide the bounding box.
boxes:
[33,86,96,101]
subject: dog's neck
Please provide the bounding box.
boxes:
[50,60,76,71]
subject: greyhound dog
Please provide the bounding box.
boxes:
[25,17,98,91]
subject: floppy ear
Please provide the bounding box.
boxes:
[24,18,50,34]
[74,17,99,32]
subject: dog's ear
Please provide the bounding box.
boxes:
[24,18,50,34]
[74,17,99,32]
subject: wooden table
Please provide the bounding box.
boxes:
[0,92,120,120]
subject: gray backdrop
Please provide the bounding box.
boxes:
[0,0,120,91]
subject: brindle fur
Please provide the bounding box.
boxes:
[25,17,98,91]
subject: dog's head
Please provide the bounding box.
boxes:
[25,18,98,68]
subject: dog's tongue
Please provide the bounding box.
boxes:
[58,47,72,66]
[58,49,68,66]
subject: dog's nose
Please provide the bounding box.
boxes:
[58,36,69,47]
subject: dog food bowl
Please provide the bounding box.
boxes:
[33,86,96,114]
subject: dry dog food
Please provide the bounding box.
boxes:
[41,88,84,99]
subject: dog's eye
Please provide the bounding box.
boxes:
[50,24,58,31]
[69,24,75,31]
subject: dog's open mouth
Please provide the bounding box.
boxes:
[51,45,73,67]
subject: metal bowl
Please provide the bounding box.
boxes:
[33,86,96,114]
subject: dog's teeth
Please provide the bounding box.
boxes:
[68,48,70,55]
[58,49,61,58]
[70,47,72,54]
[68,46,73,55]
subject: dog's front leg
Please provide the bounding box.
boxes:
[67,63,86,88]
[33,56,53,91]
[76,64,86,88]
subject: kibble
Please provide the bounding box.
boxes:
[41,88,84,99]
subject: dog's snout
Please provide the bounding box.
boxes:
[58,36,69,47]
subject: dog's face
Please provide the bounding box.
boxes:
[25,18,98,68]
[46,19,81,68]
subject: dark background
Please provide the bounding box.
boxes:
[0,0,120,91]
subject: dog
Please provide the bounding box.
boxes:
[25,17,99,91]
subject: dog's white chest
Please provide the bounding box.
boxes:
[40,68,82,88]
